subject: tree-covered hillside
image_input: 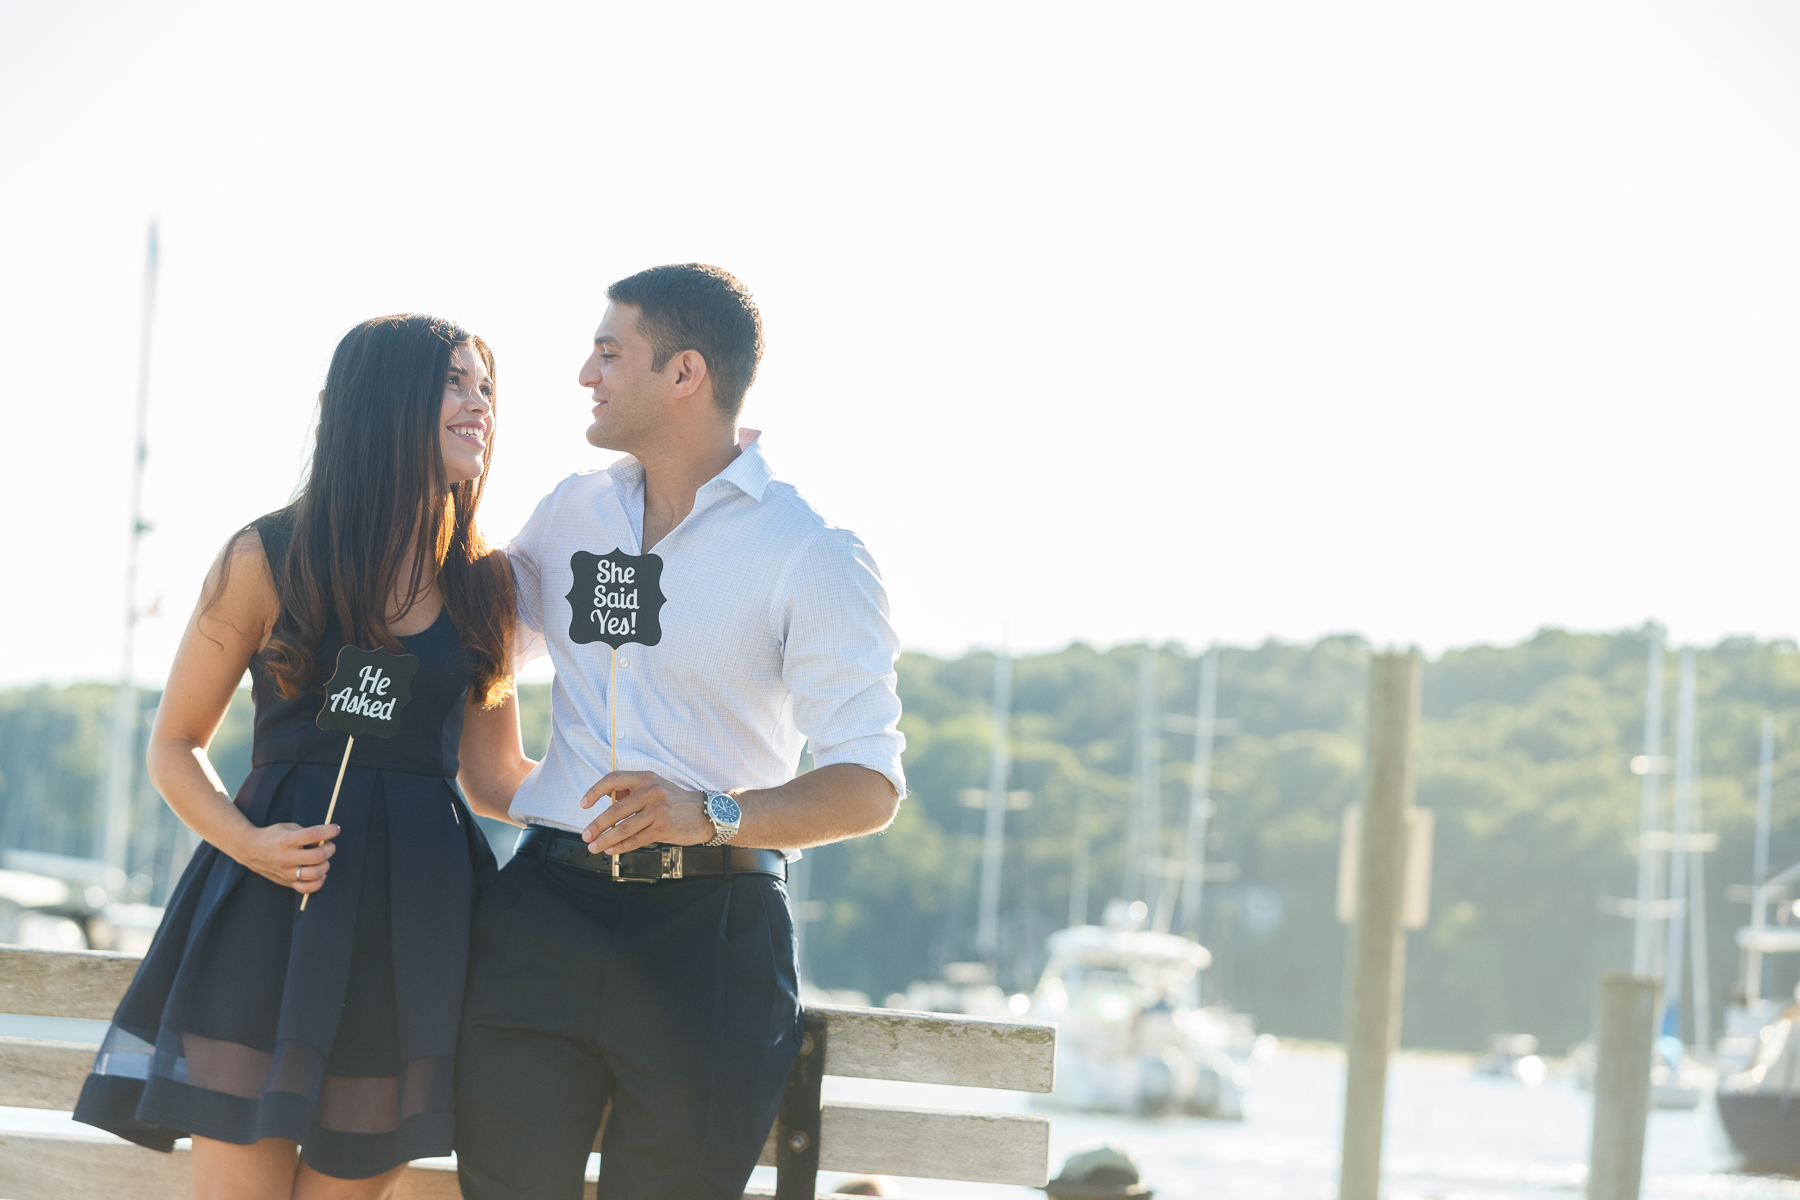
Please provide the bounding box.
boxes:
[5,627,1799,1052]
[788,631,1800,1052]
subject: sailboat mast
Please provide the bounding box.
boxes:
[1128,647,1158,906]
[1687,708,1711,1052]
[1747,716,1776,1002]
[1068,786,1090,929]
[99,221,159,892]
[1172,646,1219,937]
[1660,647,1697,1038]
[1755,716,1775,890]
[975,649,1013,963]
[1631,624,1665,976]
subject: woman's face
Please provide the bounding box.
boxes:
[440,342,493,485]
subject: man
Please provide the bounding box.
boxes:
[455,264,905,1200]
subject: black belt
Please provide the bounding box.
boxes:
[516,826,787,883]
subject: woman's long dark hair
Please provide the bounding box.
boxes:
[218,314,513,707]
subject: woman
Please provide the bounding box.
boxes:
[74,314,534,1199]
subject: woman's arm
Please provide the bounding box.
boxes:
[147,532,340,895]
[457,690,535,824]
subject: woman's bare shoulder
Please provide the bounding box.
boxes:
[199,524,282,648]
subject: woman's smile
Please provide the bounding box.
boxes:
[440,341,494,483]
[448,418,488,446]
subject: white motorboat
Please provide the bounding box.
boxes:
[0,851,163,954]
[1474,1033,1548,1086]
[1029,907,1253,1118]
[1718,1002,1800,1170]
[1715,856,1800,1167]
[886,961,1012,1018]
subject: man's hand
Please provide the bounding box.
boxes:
[579,771,712,854]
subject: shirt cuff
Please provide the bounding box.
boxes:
[809,740,907,802]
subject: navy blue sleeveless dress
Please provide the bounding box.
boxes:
[74,511,498,1180]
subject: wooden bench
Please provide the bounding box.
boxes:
[0,945,1056,1198]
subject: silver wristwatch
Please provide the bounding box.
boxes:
[703,792,742,847]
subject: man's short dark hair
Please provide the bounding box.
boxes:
[606,264,764,419]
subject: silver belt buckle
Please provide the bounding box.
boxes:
[611,845,683,883]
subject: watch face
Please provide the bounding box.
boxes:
[710,794,742,825]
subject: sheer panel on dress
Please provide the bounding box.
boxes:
[91,1025,155,1081]
[128,1025,451,1135]
[179,1031,274,1099]
[317,1055,453,1133]
[319,1074,400,1133]
[268,1039,327,1098]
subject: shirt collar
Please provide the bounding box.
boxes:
[604,428,772,501]
[606,455,645,488]
[714,429,772,501]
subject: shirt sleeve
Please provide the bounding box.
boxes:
[774,528,907,799]
[505,490,555,670]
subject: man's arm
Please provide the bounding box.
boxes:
[505,489,554,670]
[575,762,897,855]
[457,691,535,824]
[579,527,905,854]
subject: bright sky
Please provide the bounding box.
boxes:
[4,1,1798,687]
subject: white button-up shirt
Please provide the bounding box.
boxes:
[505,431,906,835]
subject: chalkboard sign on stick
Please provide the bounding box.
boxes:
[565,549,667,772]
[301,645,420,910]
[316,645,420,739]
[566,549,666,649]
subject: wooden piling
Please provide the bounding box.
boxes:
[1587,973,1659,1200]
[1338,651,1421,1200]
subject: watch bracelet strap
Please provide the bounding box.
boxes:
[705,792,738,847]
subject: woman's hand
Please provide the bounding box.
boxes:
[228,822,340,895]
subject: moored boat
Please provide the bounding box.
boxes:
[1029,904,1254,1118]
[1718,1002,1800,1170]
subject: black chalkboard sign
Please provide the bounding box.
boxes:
[566,550,666,649]
[315,645,420,739]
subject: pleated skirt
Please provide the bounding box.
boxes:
[72,759,496,1180]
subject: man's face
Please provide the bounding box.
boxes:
[579,303,664,451]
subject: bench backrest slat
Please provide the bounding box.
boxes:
[0,945,140,1020]
[0,1036,93,1110]
[757,1101,1050,1187]
[807,1003,1055,1093]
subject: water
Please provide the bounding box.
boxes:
[9,1027,1800,1198]
[792,1045,1800,1199]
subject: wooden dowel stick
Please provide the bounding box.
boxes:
[300,735,354,911]
[610,645,618,774]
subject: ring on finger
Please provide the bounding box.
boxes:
[295,866,304,882]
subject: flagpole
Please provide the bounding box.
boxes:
[99,221,159,897]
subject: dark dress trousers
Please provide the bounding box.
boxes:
[453,836,801,1200]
